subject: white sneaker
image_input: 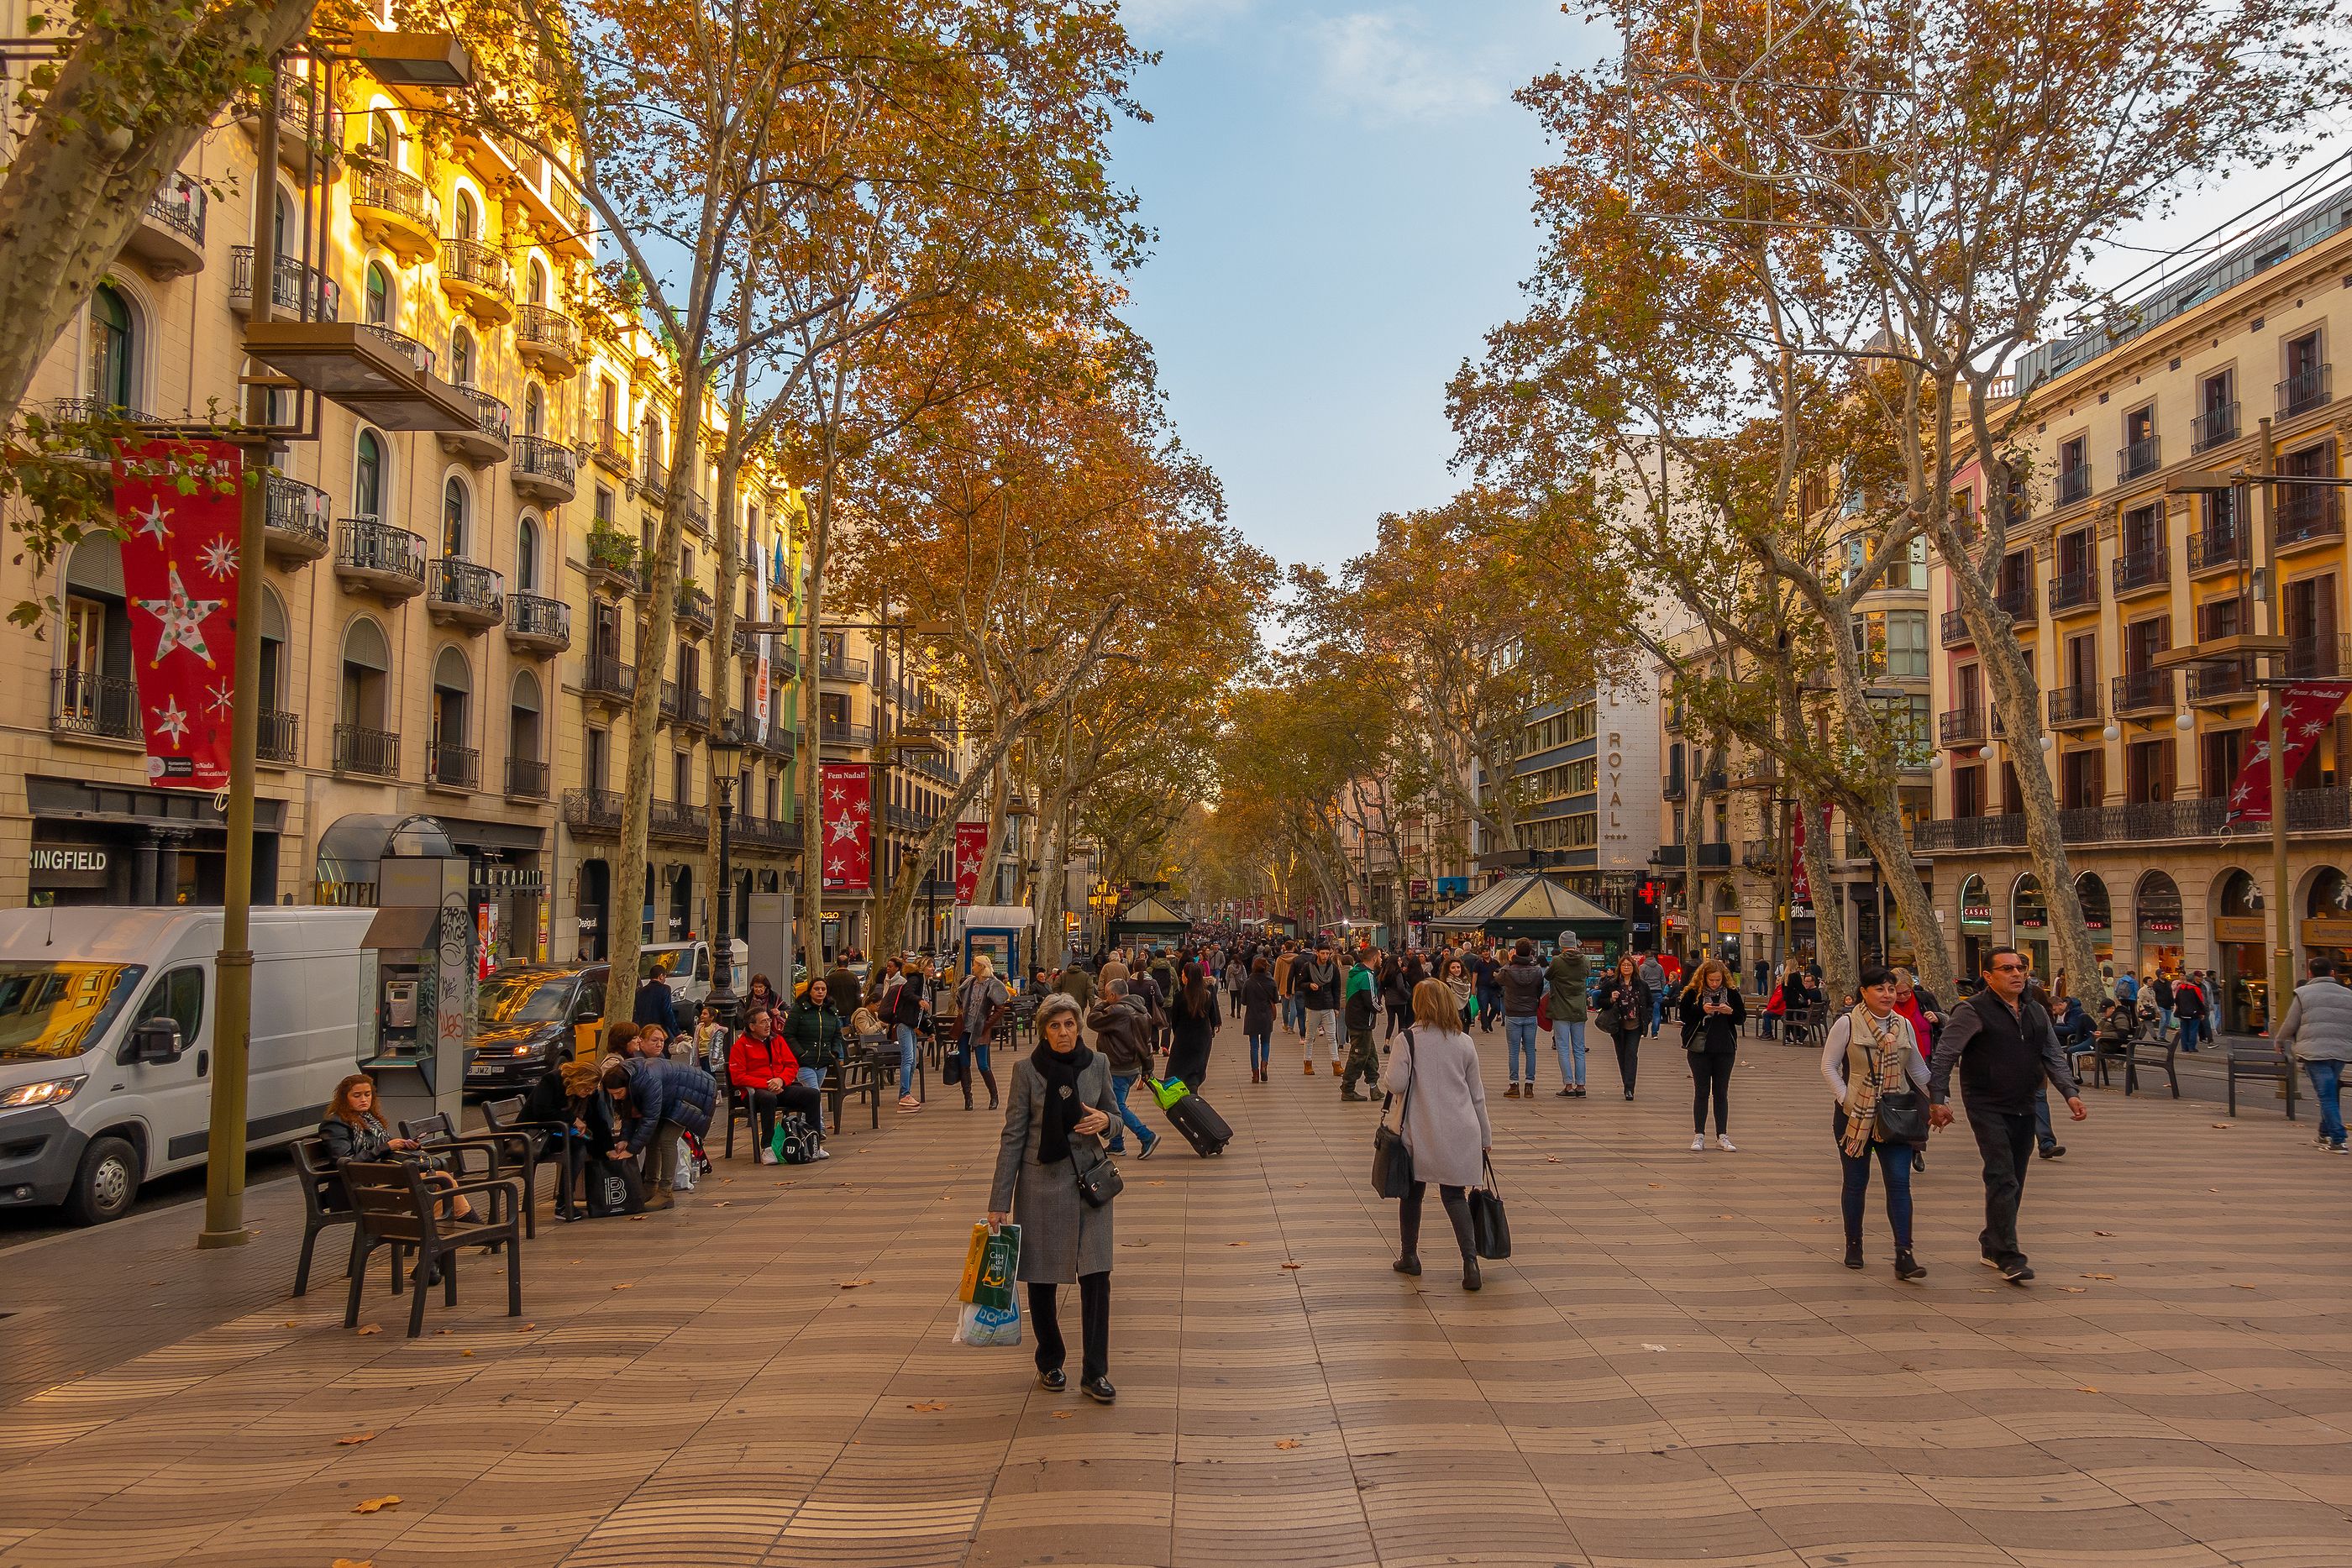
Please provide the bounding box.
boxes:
[1716,1135,1737,1152]
[1690,1135,1706,1151]
[814,1147,832,1159]
[756,1147,778,1166]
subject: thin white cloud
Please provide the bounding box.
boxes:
[1305,10,1509,123]
[1121,0,1256,40]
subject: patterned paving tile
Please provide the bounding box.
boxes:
[1,1029,2348,1566]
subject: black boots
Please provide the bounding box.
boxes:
[1895,1250,1927,1281]
[1845,1240,1865,1271]
[982,1068,1000,1110]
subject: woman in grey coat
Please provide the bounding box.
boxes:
[1382,978,1494,1290]
[988,993,1121,1403]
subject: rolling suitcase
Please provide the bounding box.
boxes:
[1164,1088,1232,1156]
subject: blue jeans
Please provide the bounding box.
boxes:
[1551,1019,1586,1087]
[1836,1111,1914,1248]
[1284,994,1305,1032]
[895,1024,920,1098]
[2308,1059,2346,1147]
[1247,1033,1271,1072]
[2034,1086,2055,1152]
[1505,1016,1540,1083]
[2178,1015,2205,1051]
[797,1066,825,1093]
[1108,1072,1153,1152]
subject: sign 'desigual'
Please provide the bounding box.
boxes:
[112,439,244,792]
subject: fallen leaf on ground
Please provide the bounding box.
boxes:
[1274,1439,1302,1450]
[1050,1410,1074,1420]
[331,1559,374,1568]
[2093,1230,2116,1237]
[353,1495,401,1514]
[2078,1387,2101,1394]
[1647,1183,1663,1190]
[434,1329,452,1336]
[1147,1180,1166,1187]
[354,1324,382,1336]
[908,1401,948,1412]
[1227,1241,1249,1248]
[2082,1273,2116,1281]
[284,1320,298,1329]
[612,1283,633,1291]
[628,1215,647,1222]
[519,1323,535,1330]
[840,1279,874,1289]
[1546,1156,1560,1164]
[335,1432,375,1446]
[2211,1123,2232,1130]
[2058,1287,2087,1294]
[2232,1283,2257,1290]
[1281,1261,1302,1270]
[460,1350,475,1357]
[712,1201,732,1208]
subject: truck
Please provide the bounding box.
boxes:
[0,906,378,1224]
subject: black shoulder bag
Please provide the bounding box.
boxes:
[1468,1152,1511,1260]
[1372,1028,1418,1199]
[1868,1012,1929,1145]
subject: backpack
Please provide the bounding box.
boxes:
[772,1111,820,1165]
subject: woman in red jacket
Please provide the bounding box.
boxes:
[729,1005,827,1164]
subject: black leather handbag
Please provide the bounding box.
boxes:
[1074,1145,1124,1209]
[1372,1030,1418,1198]
[1863,1013,1929,1144]
[1469,1154,1511,1259]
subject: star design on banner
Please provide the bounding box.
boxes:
[150,695,190,745]
[198,536,239,581]
[206,679,234,717]
[826,784,847,806]
[134,564,223,668]
[133,498,172,545]
[848,797,869,819]
[827,856,846,877]
[829,813,860,845]
[2232,782,2254,805]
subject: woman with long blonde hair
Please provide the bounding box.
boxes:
[1677,957,1746,1151]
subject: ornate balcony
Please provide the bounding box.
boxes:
[2111,547,2168,598]
[505,758,551,800]
[675,585,713,637]
[333,518,426,599]
[817,649,869,684]
[1993,579,2035,621]
[2191,401,2239,453]
[50,669,139,743]
[584,528,639,597]
[349,163,438,265]
[261,471,332,563]
[649,800,708,842]
[511,433,576,503]
[427,556,505,631]
[2286,634,2352,681]
[2047,685,2101,729]
[504,591,571,655]
[437,236,512,325]
[581,651,636,710]
[561,787,623,835]
[333,722,400,778]
[1940,707,1990,747]
[2276,487,2343,551]
[2187,658,2255,705]
[1940,609,1973,648]
[820,716,874,747]
[659,679,711,731]
[359,322,437,379]
[515,304,580,379]
[2110,669,2174,716]
[2046,567,2097,615]
[592,423,633,477]
[440,385,512,466]
[2116,436,2160,481]
[425,742,480,791]
[638,457,669,506]
[228,247,340,321]
[2055,466,2091,507]
[123,175,207,278]
[2278,364,2332,419]
[2187,521,2248,575]
[257,708,299,764]
[239,72,343,177]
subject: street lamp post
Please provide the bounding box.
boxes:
[707,724,746,1028]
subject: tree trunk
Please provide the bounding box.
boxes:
[1796,786,1853,1006]
[1945,564,2108,1001]
[0,0,314,431]
[603,367,706,1025]
[1845,794,1957,1004]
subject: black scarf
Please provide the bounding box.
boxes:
[1032,1039,1095,1165]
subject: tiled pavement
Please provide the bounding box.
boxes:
[1,1027,2346,1568]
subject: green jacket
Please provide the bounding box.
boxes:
[782,997,847,1069]
[1056,967,1095,1009]
[1545,949,1589,1022]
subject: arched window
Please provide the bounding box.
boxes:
[431,644,472,752]
[2012,873,2046,933]
[2075,872,2112,951]
[353,428,384,518]
[2308,867,2351,919]
[271,187,292,254]
[443,476,468,558]
[527,257,548,307]
[516,517,540,592]
[367,109,396,165]
[339,616,391,733]
[2219,869,2263,916]
[523,383,544,437]
[454,187,478,241]
[509,668,543,771]
[259,587,289,711]
[89,285,134,410]
[365,263,391,327]
[450,324,475,388]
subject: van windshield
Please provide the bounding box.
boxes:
[475,973,575,1027]
[637,951,683,981]
[0,962,145,1062]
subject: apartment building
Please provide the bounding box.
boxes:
[1479,681,1662,927]
[3,26,807,967]
[1919,176,2352,1033]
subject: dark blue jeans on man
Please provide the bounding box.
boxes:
[1108,1072,1155,1155]
[2307,1058,2346,1150]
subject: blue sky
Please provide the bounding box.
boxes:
[1105,3,2345,579]
[1108,1,1604,574]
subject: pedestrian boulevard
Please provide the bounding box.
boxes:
[1,1031,2345,1568]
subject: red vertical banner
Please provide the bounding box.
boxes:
[112,439,244,790]
[1789,804,1834,909]
[819,763,871,892]
[953,821,990,905]
[2223,682,2352,826]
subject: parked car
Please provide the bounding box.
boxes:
[465,962,608,1092]
[0,906,377,1225]
[637,939,749,1009]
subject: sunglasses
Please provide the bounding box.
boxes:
[1990,962,2028,973]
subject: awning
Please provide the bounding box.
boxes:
[314,811,454,893]
[1429,872,1627,936]
[434,816,546,852]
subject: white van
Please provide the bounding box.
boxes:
[0,906,378,1224]
[638,937,751,1010]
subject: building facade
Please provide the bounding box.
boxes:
[1919,176,2352,1033]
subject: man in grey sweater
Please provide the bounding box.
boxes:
[2277,956,2352,1153]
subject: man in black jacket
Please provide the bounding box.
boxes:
[1929,945,2087,1283]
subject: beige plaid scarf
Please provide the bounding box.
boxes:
[1840,1004,1909,1159]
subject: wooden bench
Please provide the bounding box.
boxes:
[340,1158,524,1338]
[2226,1041,2297,1120]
